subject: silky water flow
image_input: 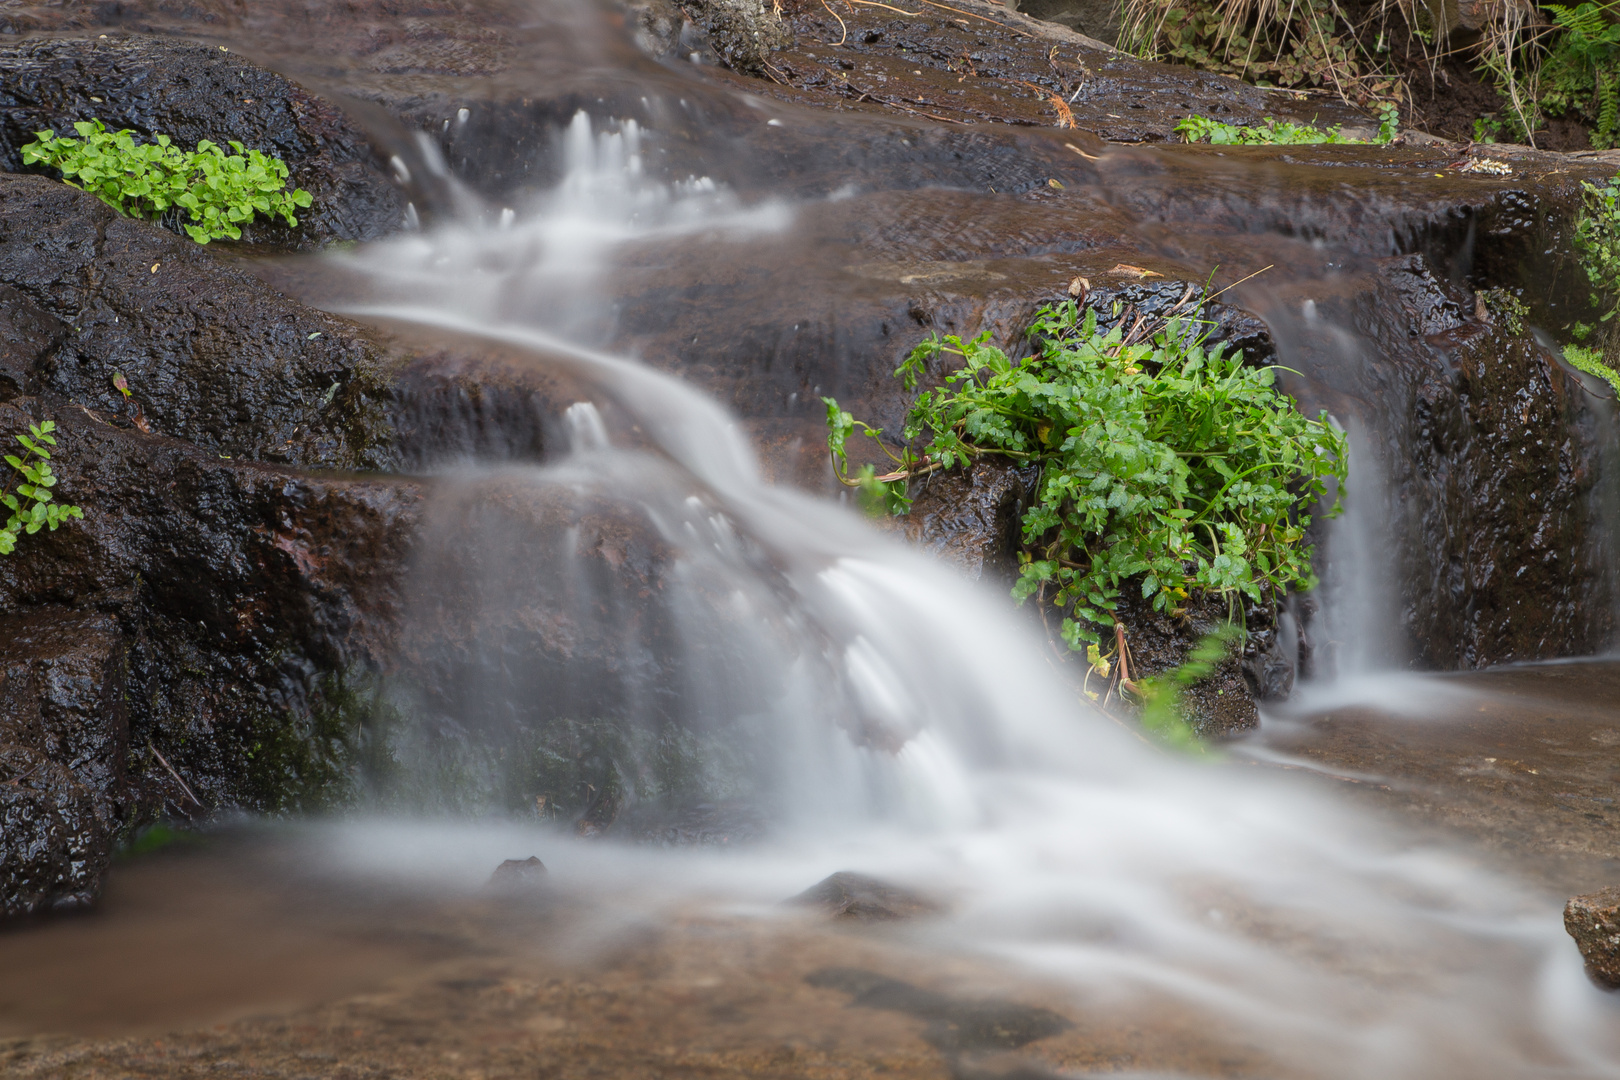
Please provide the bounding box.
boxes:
[288,110,1620,1078]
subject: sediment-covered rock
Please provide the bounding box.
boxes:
[1564,886,1620,988]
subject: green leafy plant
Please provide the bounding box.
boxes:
[1538,1,1620,147]
[1477,287,1529,334]
[1175,106,1398,144]
[824,299,1347,651]
[0,421,83,555]
[21,120,313,244]
[1574,173,1620,364]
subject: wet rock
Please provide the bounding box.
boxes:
[806,967,1072,1050]
[0,283,63,401]
[791,871,941,920]
[0,399,420,816]
[0,746,107,918]
[750,0,1367,140]
[1113,586,1267,738]
[487,855,547,891]
[1280,253,1614,672]
[898,458,1040,584]
[0,608,128,803]
[0,608,127,917]
[0,174,399,469]
[0,35,406,248]
[1565,886,1620,988]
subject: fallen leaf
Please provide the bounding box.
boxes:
[1067,275,1090,298]
[1110,263,1162,279]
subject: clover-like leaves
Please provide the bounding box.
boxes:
[22,120,314,244]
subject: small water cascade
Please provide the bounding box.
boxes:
[298,106,1620,1078]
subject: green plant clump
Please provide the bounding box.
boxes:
[1,421,82,555]
[824,300,1347,650]
[1539,2,1620,148]
[1176,103,1398,145]
[1572,172,1620,365]
[21,120,313,244]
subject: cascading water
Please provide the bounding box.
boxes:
[288,110,1620,1078]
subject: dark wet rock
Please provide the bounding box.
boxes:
[0,608,128,805]
[1277,253,1615,672]
[1565,886,1620,988]
[0,745,107,918]
[0,283,63,401]
[1113,586,1267,738]
[897,458,1040,584]
[0,173,399,469]
[0,399,420,816]
[806,967,1072,1050]
[0,608,127,917]
[487,855,547,891]
[0,35,406,249]
[383,340,584,471]
[790,871,941,920]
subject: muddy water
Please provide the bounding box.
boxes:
[3,664,1615,1079]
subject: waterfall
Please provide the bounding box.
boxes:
[313,113,1620,1079]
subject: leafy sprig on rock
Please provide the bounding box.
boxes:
[21,119,313,244]
[1,421,82,555]
[825,299,1347,650]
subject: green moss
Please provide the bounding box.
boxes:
[227,669,394,814]
[1565,343,1620,394]
[117,821,203,858]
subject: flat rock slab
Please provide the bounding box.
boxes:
[1251,661,1620,897]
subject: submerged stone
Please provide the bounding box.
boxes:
[488,856,548,892]
[790,870,940,920]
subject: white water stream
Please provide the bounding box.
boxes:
[319,113,1620,1078]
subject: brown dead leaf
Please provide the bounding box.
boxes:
[1109,264,1162,279]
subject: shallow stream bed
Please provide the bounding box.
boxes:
[4,662,1617,1080]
